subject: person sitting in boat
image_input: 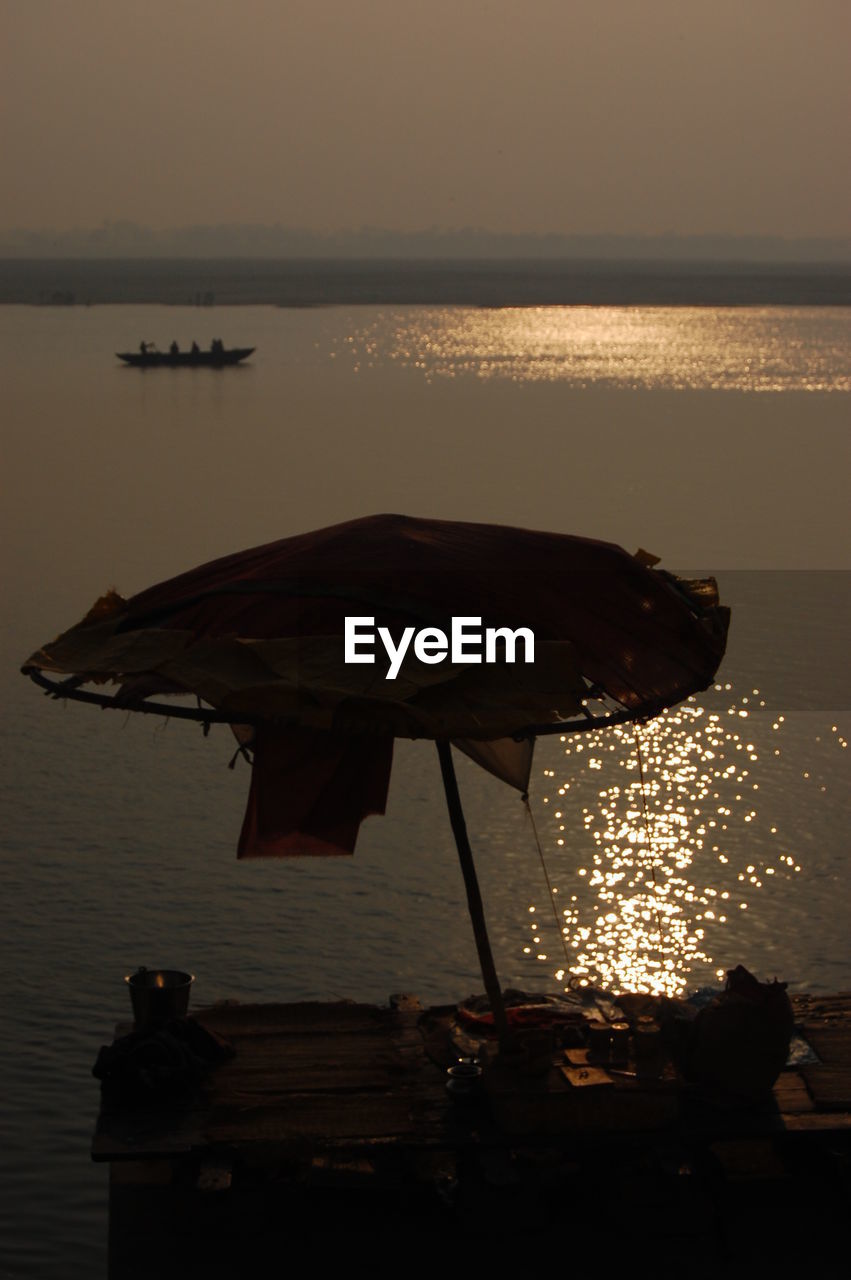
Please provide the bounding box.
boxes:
[170,340,179,355]
[190,341,200,355]
[211,338,224,354]
[139,341,149,354]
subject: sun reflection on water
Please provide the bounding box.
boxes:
[529,687,847,997]
[336,306,851,391]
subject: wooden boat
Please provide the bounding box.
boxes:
[117,345,255,368]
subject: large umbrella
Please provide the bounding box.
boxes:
[22,514,729,1045]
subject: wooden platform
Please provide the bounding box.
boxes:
[95,996,446,1162]
[97,992,851,1275]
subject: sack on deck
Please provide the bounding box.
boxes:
[688,965,794,1100]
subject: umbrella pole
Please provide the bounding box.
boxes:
[437,739,513,1051]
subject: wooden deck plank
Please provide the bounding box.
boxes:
[204,1035,406,1096]
[801,1026,851,1063]
[195,1001,393,1038]
[799,1067,851,1110]
[772,1071,815,1113]
[778,1111,851,1132]
[205,1092,420,1144]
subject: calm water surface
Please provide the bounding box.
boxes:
[0,303,848,1276]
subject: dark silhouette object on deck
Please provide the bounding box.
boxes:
[93,1018,233,1107]
[685,965,794,1099]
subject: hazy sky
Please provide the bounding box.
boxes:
[3,0,849,237]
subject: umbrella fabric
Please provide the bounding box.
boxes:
[23,514,729,856]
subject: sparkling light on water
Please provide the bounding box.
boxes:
[529,686,848,997]
[337,306,851,391]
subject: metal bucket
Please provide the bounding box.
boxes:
[125,968,194,1029]
[446,1057,483,1103]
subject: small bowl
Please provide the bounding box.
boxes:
[446,1059,483,1101]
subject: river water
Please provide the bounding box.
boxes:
[0,300,848,1276]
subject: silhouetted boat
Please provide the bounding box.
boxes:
[117,346,255,368]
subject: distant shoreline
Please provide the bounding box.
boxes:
[1,257,849,308]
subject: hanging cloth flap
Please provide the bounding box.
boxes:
[238,724,393,858]
[452,736,534,792]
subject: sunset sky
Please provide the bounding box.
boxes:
[2,0,849,238]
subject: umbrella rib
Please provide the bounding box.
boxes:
[23,669,252,725]
[24,670,696,738]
